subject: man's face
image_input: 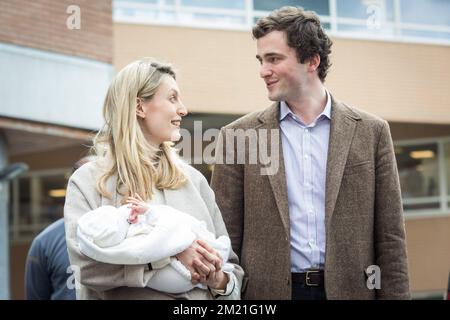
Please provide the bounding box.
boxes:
[256,30,309,103]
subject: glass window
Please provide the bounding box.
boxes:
[253,16,330,30]
[395,143,440,210]
[125,0,157,3]
[254,0,330,16]
[337,0,394,21]
[9,170,70,242]
[401,29,450,41]
[445,142,450,197]
[337,23,395,37]
[400,0,450,26]
[181,0,245,10]
[179,12,246,26]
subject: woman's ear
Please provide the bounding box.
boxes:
[136,98,146,119]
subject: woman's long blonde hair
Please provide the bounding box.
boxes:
[92,58,186,201]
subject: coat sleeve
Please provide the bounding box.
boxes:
[64,166,156,294]
[209,127,247,298]
[374,120,411,299]
[197,169,244,300]
[210,128,245,258]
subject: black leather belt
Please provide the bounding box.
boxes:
[292,270,324,287]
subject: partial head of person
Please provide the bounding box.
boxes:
[93,58,188,202]
[72,155,97,174]
[253,6,332,102]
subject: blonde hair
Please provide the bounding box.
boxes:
[92,58,186,202]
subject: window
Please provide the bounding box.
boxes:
[9,169,71,242]
[400,0,449,27]
[115,0,247,28]
[336,0,394,21]
[336,0,396,37]
[395,138,450,216]
[182,0,245,10]
[396,143,440,211]
[113,0,450,45]
[253,0,329,15]
[445,142,450,198]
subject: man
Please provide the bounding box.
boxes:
[211,6,410,300]
[25,218,75,300]
[25,156,93,300]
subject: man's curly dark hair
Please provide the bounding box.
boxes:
[252,6,333,82]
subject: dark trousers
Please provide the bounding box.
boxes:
[292,282,327,300]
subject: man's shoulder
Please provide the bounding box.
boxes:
[335,99,387,134]
[30,219,65,253]
[222,104,276,130]
[337,99,386,124]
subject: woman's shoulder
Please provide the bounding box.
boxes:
[70,157,108,184]
[176,158,207,185]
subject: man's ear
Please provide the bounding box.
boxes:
[308,54,321,72]
[136,98,146,119]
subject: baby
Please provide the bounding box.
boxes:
[76,195,233,294]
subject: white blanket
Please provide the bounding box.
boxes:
[76,204,233,293]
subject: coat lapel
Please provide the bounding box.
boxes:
[325,97,360,229]
[257,103,290,237]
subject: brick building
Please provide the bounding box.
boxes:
[0,0,113,299]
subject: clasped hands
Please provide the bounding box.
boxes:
[175,239,229,291]
[126,195,228,291]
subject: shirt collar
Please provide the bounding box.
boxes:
[280,90,332,122]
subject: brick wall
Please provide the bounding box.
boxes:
[0,0,112,63]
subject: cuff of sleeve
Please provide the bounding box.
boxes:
[150,256,171,269]
[124,264,148,287]
[210,271,236,297]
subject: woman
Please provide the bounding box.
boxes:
[64,58,244,299]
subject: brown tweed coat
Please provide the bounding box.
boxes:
[210,95,411,300]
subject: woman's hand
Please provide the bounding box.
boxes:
[175,242,218,285]
[126,194,149,223]
[195,240,228,290]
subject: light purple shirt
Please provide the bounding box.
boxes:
[279,91,331,272]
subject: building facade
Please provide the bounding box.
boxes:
[1,0,449,299]
[0,0,113,299]
[112,0,450,299]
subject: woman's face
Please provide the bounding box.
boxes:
[137,75,188,146]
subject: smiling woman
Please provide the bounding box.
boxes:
[63,57,244,300]
[136,74,187,147]
[93,58,187,202]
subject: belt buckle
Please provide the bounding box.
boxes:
[305,270,320,287]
